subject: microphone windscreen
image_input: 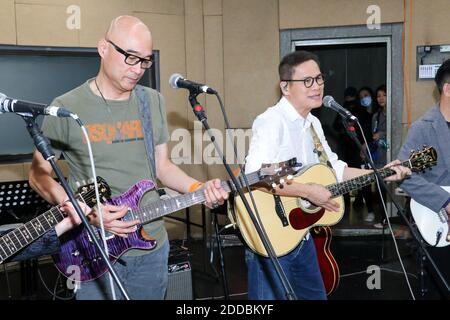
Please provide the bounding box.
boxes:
[169,73,183,89]
[322,95,334,108]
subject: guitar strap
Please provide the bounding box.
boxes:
[135,84,157,183]
[310,124,333,169]
[309,125,335,226]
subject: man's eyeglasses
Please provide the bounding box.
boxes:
[107,39,153,69]
[281,74,325,88]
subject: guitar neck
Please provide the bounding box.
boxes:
[0,205,65,263]
[133,171,261,224]
[327,159,411,198]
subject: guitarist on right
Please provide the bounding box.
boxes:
[244,50,411,300]
[398,59,450,299]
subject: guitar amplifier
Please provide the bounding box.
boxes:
[165,242,193,300]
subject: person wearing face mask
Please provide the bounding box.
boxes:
[359,87,378,114]
[351,87,377,222]
[370,85,389,228]
[372,85,388,170]
[360,92,372,109]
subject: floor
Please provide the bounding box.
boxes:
[190,190,449,301]
[0,191,448,300]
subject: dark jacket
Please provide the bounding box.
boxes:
[1,228,60,262]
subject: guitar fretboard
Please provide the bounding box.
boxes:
[0,186,100,264]
[327,159,410,198]
[129,171,262,224]
[0,206,65,263]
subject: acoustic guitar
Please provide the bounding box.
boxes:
[232,146,437,257]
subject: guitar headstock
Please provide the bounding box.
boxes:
[258,158,301,190]
[408,146,437,172]
[76,176,111,207]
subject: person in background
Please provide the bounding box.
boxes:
[354,86,377,222]
[398,59,450,299]
[371,85,388,228]
[332,86,361,214]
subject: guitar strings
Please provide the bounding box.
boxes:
[0,191,96,261]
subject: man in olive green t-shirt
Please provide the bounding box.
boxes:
[29,15,228,300]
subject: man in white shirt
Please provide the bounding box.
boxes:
[245,50,410,300]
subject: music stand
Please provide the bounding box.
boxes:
[0,179,52,222]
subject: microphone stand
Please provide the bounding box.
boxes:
[21,114,131,300]
[188,92,297,300]
[341,116,450,297]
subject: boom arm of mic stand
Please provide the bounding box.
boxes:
[21,115,131,300]
[188,92,297,300]
[342,117,450,294]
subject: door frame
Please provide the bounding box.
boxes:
[280,23,403,163]
[292,36,392,164]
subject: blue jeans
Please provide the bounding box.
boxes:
[245,235,326,300]
[76,239,169,300]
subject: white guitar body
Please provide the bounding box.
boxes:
[410,186,450,247]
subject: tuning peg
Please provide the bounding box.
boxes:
[271,183,277,189]
[287,175,293,181]
[280,178,285,185]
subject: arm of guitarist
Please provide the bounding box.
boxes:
[243,115,343,210]
[6,228,60,262]
[155,143,228,208]
[246,115,409,213]
[260,182,341,213]
[255,161,410,213]
[342,160,410,182]
[29,150,139,238]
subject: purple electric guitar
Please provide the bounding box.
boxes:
[53,158,300,282]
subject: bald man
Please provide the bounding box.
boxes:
[29,16,227,300]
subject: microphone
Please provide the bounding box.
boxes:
[322,95,357,121]
[0,93,73,118]
[169,73,217,94]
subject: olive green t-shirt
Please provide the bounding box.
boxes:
[41,78,169,256]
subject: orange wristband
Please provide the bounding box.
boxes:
[189,182,203,193]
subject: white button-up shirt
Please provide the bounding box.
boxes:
[246,96,347,180]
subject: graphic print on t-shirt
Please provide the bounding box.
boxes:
[83,119,144,144]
